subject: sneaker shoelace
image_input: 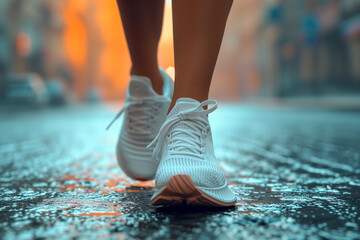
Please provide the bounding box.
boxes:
[148,100,218,160]
[106,96,169,135]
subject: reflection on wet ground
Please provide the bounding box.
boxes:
[0,104,359,239]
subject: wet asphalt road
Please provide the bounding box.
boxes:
[0,103,360,240]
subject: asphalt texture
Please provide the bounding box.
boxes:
[0,103,359,240]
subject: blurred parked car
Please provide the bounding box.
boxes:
[46,79,68,105]
[4,73,48,105]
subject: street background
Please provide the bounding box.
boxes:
[1,0,360,239]
[1,0,360,101]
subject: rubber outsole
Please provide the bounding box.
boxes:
[151,174,236,207]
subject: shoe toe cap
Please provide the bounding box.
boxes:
[155,157,226,189]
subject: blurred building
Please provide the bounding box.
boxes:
[258,0,360,97]
[0,0,175,102]
[0,0,70,97]
[0,0,128,101]
[212,0,262,100]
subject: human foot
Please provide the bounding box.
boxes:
[107,68,174,180]
[149,98,236,207]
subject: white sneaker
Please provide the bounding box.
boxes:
[107,68,174,180]
[148,98,237,207]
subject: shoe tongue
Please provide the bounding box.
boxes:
[128,75,158,97]
[168,98,200,118]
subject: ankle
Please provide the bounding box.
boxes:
[131,67,163,95]
[168,94,209,113]
[149,70,163,95]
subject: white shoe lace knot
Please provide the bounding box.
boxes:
[147,99,218,160]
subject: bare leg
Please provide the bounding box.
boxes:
[117,0,165,94]
[170,0,233,110]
